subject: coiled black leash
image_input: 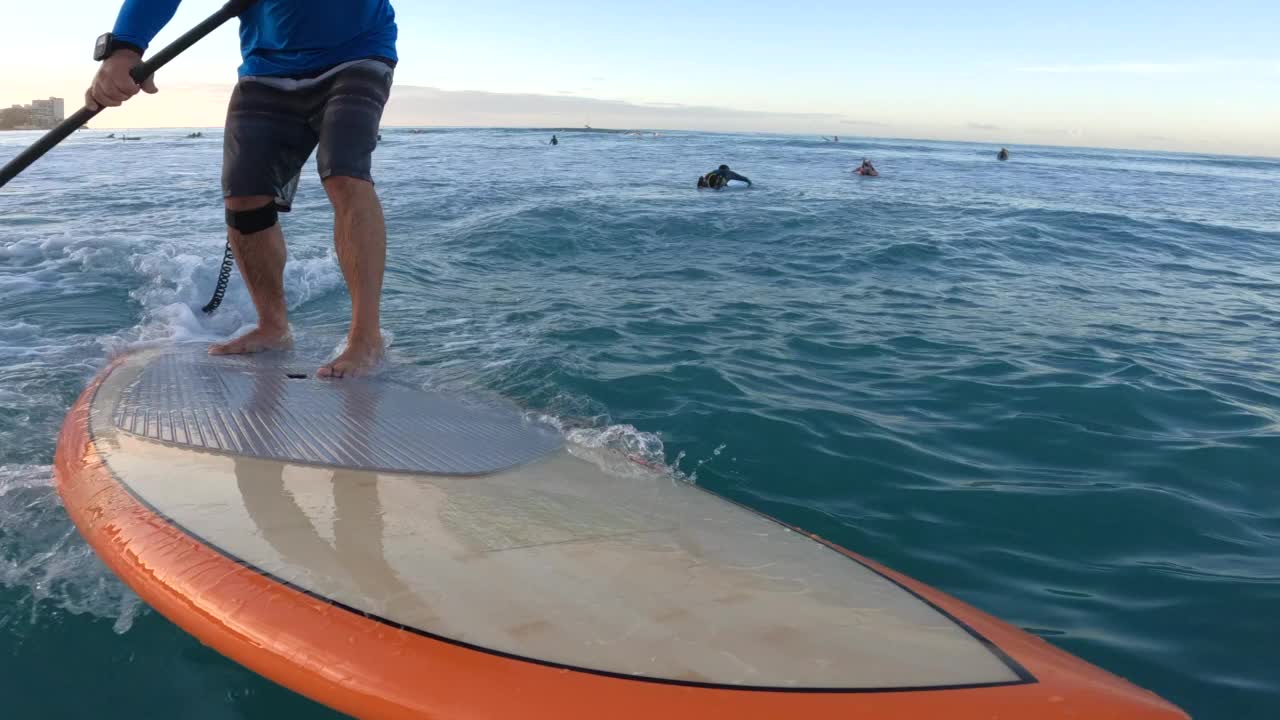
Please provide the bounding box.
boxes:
[201,241,236,314]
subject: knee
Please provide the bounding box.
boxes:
[225,196,278,235]
[322,175,373,209]
[225,195,274,211]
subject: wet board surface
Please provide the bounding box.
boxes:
[92,346,1019,688]
[113,348,563,475]
[52,346,1188,718]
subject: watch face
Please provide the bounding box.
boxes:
[95,33,110,61]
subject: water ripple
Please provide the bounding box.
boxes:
[1,128,1278,718]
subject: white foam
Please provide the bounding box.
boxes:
[0,219,344,367]
[566,423,667,466]
[530,414,730,485]
[0,464,143,633]
[119,245,345,352]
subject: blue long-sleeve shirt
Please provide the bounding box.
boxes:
[112,0,397,78]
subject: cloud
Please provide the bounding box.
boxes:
[1017,60,1280,74]
[73,81,1277,157]
[379,85,844,132]
[1018,62,1203,74]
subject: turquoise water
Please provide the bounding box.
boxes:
[2,127,1278,718]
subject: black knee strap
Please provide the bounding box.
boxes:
[226,203,278,235]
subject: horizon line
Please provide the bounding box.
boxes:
[2,80,1275,159]
[28,124,1277,162]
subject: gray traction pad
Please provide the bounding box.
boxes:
[112,349,564,475]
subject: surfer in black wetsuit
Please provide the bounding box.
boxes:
[696,164,752,189]
[550,134,558,146]
[997,147,1010,161]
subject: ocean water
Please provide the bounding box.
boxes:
[1,127,1278,719]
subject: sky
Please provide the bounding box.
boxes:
[2,0,1278,156]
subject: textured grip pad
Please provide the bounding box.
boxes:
[113,348,563,475]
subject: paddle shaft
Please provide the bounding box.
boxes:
[0,0,257,189]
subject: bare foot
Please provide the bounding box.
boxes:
[318,334,384,379]
[209,326,293,356]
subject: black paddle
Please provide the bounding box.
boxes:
[0,0,257,189]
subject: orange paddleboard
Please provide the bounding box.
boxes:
[55,347,1187,719]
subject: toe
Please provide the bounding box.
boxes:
[318,362,348,379]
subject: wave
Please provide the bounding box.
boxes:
[0,464,143,633]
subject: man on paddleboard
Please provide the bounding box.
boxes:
[85,0,398,378]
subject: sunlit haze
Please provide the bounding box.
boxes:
[3,0,1277,156]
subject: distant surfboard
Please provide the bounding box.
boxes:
[55,345,1187,719]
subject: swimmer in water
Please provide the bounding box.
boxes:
[855,158,879,177]
[696,164,753,189]
[551,134,559,146]
[997,147,1010,161]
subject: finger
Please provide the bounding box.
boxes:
[95,77,120,102]
[84,88,100,111]
[112,75,141,98]
[104,84,127,106]
[141,75,158,94]
[96,81,126,107]
[92,85,121,108]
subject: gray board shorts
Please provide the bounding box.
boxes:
[222,59,393,210]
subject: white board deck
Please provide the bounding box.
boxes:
[87,346,1023,689]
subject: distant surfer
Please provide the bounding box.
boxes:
[550,134,558,146]
[855,159,879,177]
[823,136,839,143]
[997,147,1010,161]
[697,164,752,190]
[86,0,398,378]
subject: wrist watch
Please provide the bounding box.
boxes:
[93,33,144,61]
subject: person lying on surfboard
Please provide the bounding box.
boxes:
[697,164,752,189]
[855,159,879,177]
[85,0,398,379]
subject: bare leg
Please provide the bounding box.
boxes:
[317,176,385,378]
[209,195,294,355]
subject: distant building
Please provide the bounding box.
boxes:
[0,97,65,130]
[29,97,65,127]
